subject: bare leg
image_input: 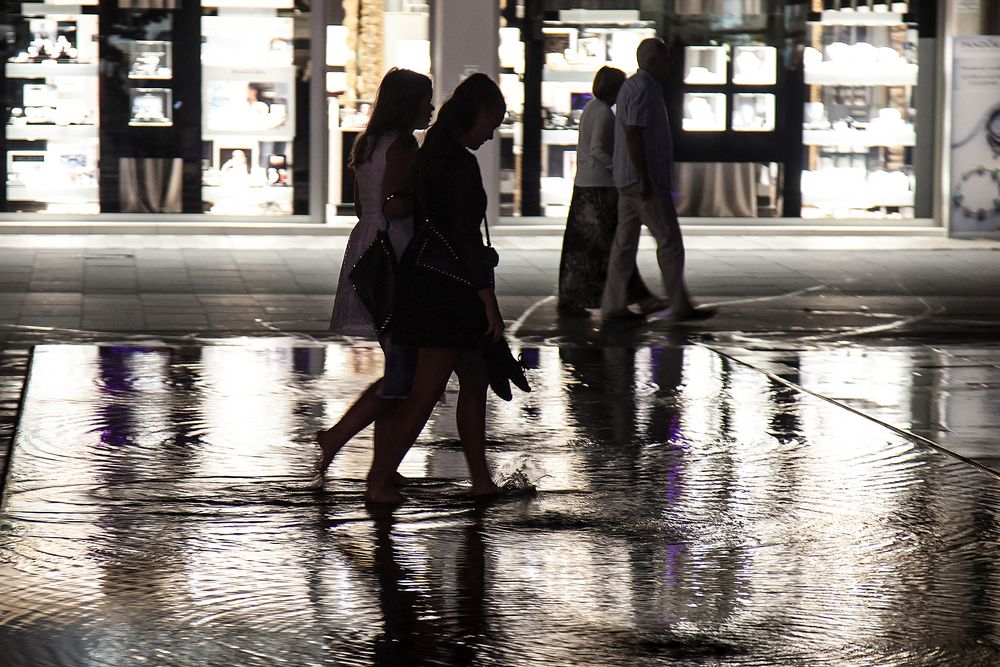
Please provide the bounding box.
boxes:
[315,336,402,478]
[367,348,458,504]
[454,352,499,496]
[316,380,401,476]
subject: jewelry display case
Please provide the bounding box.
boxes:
[129,88,172,127]
[4,5,100,212]
[201,12,296,215]
[128,41,172,80]
[667,2,792,218]
[801,0,918,219]
[683,93,727,132]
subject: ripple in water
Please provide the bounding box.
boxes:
[2,341,1000,666]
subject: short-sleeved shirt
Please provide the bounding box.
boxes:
[613,68,674,189]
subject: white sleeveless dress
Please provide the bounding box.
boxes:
[329,131,415,337]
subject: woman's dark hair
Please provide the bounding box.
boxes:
[420,73,505,160]
[592,66,626,105]
[350,68,432,167]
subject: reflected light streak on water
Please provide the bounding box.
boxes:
[2,340,1000,665]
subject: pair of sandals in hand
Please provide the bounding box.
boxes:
[482,336,530,401]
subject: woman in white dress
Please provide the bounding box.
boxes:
[316,69,434,480]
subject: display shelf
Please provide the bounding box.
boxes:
[543,68,603,83]
[803,126,916,147]
[203,185,293,201]
[802,169,914,208]
[815,10,908,26]
[804,64,918,87]
[732,93,775,132]
[732,46,777,86]
[128,41,172,80]
[6,62,98,78]
[541,129,578,145]
[802,2,920,221]
[802,192,914,208]
[683,93,726,132]
[18,3,98,14]
[6,125,98,140]
[7,184,99,201]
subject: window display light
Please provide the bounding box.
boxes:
[802,0,920,219]
[5,6,100,213]
[201,11,296,215]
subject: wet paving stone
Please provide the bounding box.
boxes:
[2,338,1000,665]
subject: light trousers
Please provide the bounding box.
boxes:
[601,182,691,317]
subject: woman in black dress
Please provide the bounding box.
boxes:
[366,74,507,504]
[557,66,666,317]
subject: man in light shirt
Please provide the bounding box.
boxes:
[601,38,716,323]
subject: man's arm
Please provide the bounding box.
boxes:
[625,124,652,200]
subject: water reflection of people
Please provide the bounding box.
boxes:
[372,513,488,665]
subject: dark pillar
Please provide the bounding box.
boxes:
[520,0,543,217]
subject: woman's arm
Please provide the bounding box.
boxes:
[382,133,419,219]
[478,287,504,340]
[589,103,615,175]
[445,153,494,290]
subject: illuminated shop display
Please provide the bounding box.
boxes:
[802,0,918,219]
[1,0,309,216]
[128,41,172,80]
[201,12,295,215]
[325,3,430,216]
[129,88,172,127]
[668,2,787,219]
[5,6,100,213]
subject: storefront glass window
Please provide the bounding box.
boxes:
[803,0,919,220]
[2,0,311,216]
[326,1,430,218]
[201,8,298,215]
[5,3,101,214]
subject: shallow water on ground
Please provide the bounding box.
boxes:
[2,339,1000,666]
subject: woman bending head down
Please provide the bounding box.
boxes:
[420,72,506,160]
[366,73,510,505]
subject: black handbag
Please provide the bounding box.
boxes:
[348,207,397,334]
[414,214,498,286]
[482,335,530,401]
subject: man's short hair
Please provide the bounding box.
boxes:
[591,66,626,105]
[636,38,668,70]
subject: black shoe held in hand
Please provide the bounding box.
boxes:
[482,336,530,401]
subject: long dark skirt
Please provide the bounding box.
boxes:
[558,185,653,310]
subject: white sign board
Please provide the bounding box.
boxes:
[950,37,1000,233]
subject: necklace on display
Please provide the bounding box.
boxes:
[952,166,1000,221]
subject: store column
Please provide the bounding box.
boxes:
[432,0,501,223]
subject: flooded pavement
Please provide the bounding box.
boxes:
[4,338,1000,665]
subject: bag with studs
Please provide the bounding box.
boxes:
[413,214,497,287]
[348,205,397,334]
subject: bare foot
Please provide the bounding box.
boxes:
[315,429,345,478]
[365,481,405,505]
[393,472,412,487]
[469,481,500,498]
